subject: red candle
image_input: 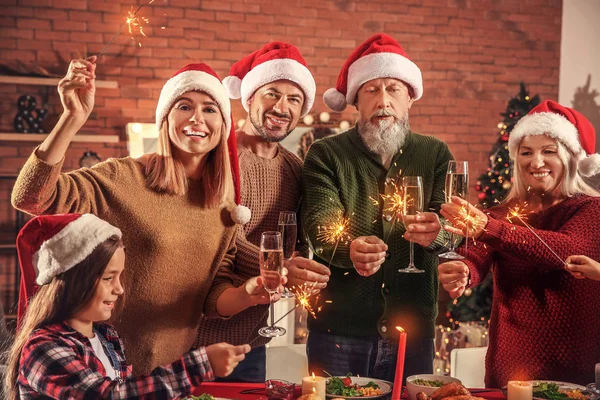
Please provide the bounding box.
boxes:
[391,326,406,400]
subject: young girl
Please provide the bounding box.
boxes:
[5,213,250,399]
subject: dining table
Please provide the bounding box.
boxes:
[191,382,508,400]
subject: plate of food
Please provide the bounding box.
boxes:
[325,375,392,399]
[502,381,591,400]
[182,395,232,400]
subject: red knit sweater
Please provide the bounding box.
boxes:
[460,194,600,387]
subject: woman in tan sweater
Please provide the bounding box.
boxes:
[11,56,275,374]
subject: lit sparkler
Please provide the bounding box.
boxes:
[373,177,407,244]
[97,0,154,57]
[316,211,352,268]
[507,204,567,266]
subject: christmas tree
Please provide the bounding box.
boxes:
[447,83,541,323]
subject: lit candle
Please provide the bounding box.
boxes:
[391,327,407,400]
[507,381,533,400]
[302,372,326,399]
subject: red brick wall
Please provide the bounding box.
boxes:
[0,0,563,314]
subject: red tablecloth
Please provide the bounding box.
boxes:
[192,382,507,400]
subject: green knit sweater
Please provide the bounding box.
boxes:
[301,126,453,341]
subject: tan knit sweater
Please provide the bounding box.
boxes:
[196,144,303,348]
[11,152,237,374]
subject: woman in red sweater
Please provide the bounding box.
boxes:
[438,100,600,387]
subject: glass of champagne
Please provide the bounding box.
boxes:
[439,160,469,260]
[398,176,425,273]
[278,211,297,298]
[258,231,287,338]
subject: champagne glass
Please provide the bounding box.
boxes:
[398,176,425,273]
[278,211,297,298]
[258,231,287,338]
[439,161,469,260]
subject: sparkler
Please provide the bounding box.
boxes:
[97,0,154,57]
[507,204,567,266]
[316,211,352,268]
[372,178,406,244]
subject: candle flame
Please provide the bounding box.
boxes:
[396,326,404,333]
[312,372,316,381]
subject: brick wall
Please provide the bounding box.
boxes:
[0,0,563,314]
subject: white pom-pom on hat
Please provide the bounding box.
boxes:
[231,204,252,225]
[323,88,348,112]
[222,75,242,99]
[579,153,600,177]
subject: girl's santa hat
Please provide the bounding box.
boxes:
[323,33,423,112]
[156,63,250,224]
[222,42,316,117]
[509,100,600,177]
[16,214,121,322]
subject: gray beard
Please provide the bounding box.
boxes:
[358,113,410,157]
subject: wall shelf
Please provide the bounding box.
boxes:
[0,75,118,89]
[0,133,119,143]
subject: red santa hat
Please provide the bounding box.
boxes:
[509,100,600,177]
[323,33,423,112]
[155,63,250,224]
[222,42,316,117]
[16,214,122,322]
[156,63,231,135]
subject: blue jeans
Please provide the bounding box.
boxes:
[307,331,433,385]
[214,345,266,383]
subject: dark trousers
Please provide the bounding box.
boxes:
[306,331,433,385]
[214,345,266,383]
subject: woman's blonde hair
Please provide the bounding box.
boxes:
[144,108,234,207]
[4,236,123,400]
[506,136,600,202]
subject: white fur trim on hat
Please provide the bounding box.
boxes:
[155,70,231,135]
[239,58,316,117]
[346,52,423,106]
[33,214,122,285]
[508,112,583,160]
[231,204,251,225]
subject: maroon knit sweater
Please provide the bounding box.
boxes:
[460,194,600,387]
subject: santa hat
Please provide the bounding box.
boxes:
[155,63,250,223]
[156,63,231,135]
[222,42,316,117]
[16,214,122,323]
[323,33,423,112]
[510,100,600,177]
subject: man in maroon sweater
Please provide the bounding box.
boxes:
[196,42,330,382]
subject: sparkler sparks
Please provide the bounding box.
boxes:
[97,0,154,57]
[317,211,352,268]
[374,177,408,243]
[506,204,567,266]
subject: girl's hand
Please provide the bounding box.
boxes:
[204,343,250,377]
[58,56,97,119]
[440,196,488,239]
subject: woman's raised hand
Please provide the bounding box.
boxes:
[58,56,97,119]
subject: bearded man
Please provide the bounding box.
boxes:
[301,33,454,382]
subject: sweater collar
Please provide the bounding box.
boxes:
[348,124,414,169]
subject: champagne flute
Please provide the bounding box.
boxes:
[439,161,469,260]
[258,231,287,338]
[398,176,425,273]
[278,211,297,298]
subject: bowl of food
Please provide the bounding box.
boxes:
[405,374,462,400]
